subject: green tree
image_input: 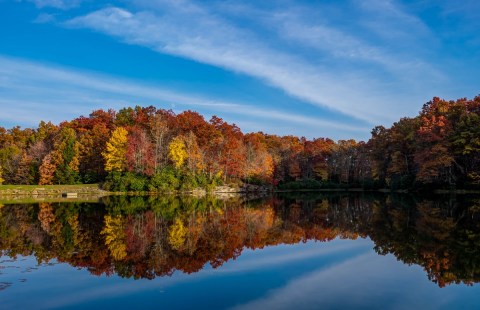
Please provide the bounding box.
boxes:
[54,127,80,184]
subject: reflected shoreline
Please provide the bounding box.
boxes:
[1,193,480,287]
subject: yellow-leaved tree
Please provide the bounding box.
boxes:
[184,131,204,172]
[168,136,187,169]
[0,165,4,185]
[103,127,128,172]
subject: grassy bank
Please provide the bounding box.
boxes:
[0,184,107,196]
[0,184,100,191]
[0,184,110,204]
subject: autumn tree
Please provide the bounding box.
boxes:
[103,127,128,172]
[211,118,246,181]
[203,116,225,180]
[149,112,170,172]
[126,126,154,176]
[384,117,419,188]
[415,98,454,184]
[184,131,204,173]
[76,123,110,182]
[244,133,274,183]
[14,151,34,184]
[367,126,391,186]
[39,152,59,185]
[168,136,187,169]
[303,138,334,181]
[0,164,4,185]
[449,97,480,185]
[328,140,358,184]
[72,112,112,182]
[0,126,29,184]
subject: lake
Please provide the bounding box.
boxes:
[1,193,480,309]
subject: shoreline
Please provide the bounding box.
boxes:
[2,183,480,199]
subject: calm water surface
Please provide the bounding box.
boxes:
[1,193,480,309]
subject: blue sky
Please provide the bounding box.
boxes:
[0,0,479,140]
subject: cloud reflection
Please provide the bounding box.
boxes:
[230,251,453,310]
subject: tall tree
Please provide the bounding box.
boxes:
[149,112,170,172]
[39,152,58,185]
[77,123,110,182]
[415,98,454,184]
[103,127,128,172]
[126,126,154,176]
[53,127,80,184]
[14,151,34,184]
[168,136,188,169]
[184,131,204,173]
[0,164,4,185]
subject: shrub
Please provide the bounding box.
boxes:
[148,168,180,192]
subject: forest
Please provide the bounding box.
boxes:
[0,95,480,191]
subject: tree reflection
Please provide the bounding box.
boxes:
[1,193,480,286]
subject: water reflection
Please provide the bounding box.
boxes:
[1,193,480,287]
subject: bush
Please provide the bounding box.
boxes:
[82,172,101,184]
[245,177,263,185]
[278,179,322,190]
[104,167,228,193]
[103,172,146,192]
[103,172,125,191]
[148,168,180,192]
[195,173,209,187]
[125,173,146,191]
[180,172,198,190]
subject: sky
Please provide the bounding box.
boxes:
[0,0,479,140]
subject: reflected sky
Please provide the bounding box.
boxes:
[2,194,480,309]
[2,237,480,310]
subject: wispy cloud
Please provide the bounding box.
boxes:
[0,55,368,137]
[356,0,432,40]
[32,13,56,24]
[218,239,369,273]
[28,0,83,10]
[271,9,439,81]
[63,1,440,124]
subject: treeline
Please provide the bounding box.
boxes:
[0,95,479,190]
